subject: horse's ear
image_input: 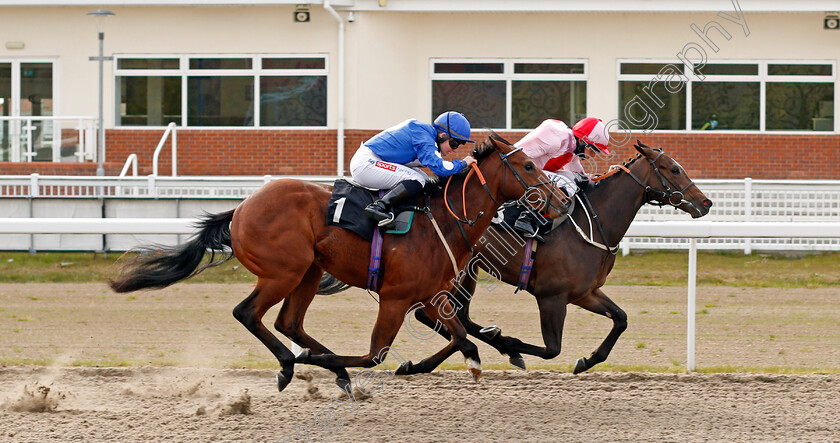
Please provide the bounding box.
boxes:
[634,139,654,156]
[488,130,512,146]
[489,136,505,151]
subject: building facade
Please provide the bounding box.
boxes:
[0,0,837,179]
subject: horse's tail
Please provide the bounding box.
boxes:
[109,209,236,293]
[316,272,351,295]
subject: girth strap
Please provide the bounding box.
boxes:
[424,195,460,279]
[516,238,538,292]
[366,190,387,294]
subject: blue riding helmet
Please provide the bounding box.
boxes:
[433,111,475,143]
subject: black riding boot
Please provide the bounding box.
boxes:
[513,210,545,243]
[365,180,423,227]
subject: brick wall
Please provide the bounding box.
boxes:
[2,129,838,179]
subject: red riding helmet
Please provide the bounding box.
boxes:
[572,117,611,155]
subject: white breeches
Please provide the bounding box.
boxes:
[544,170,580,199]
[349,145,430,190]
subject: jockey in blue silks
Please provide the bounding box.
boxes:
[349,111,476,226]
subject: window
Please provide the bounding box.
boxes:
[431,59,587,129]
[618,60,835,131]
[691,64,760,130]
[115,55,328,127]
[618,63,687,130]
[0,59,58,162]
[766,64,834,131]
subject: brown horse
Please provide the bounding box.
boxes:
[320,141,712,374]
[109,135,559,392]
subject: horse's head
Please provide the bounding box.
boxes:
[632,141,712,218]
[474,134,563,216]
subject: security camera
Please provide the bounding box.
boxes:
[826,15,840,30]
[348,11,355,22]
[294,10,310,22]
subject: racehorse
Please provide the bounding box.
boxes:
[109,135,560,392]
[320,141,712,375]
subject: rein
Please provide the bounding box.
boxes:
[595,151,697,208]
[437,143,554,277]
[444,162,495,226]
[444,146,555,226]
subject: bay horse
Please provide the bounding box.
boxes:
[109,135,560,392]
[320,141,712,374]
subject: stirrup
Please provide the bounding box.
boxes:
[522,231,545,243]
[377,212,395,227]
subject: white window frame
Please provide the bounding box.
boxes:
[0,57,60,161]
[430,58,588,130]
[114,54,329,129]
[617,59,837,133]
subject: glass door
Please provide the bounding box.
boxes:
[0,63,11,161]
[20,63,54,161]
[0,60,55,162]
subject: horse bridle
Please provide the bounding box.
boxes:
[622,149,697,209]
[575,148,699,256]
[445,145,555,226]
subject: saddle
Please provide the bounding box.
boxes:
[491,170,586,238]
[326,179,418,242]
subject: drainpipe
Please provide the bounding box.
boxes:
[323,1,345,176]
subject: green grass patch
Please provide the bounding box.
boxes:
[1,250,839,288]
[70,357,134,367]
[608,250,840,288]
[437,361,840,374]
[0,251,254,285]
[0,357,54,366]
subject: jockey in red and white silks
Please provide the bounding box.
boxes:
[512,117,612,241]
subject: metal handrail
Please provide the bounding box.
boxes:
[152,122,178,177]
[119,153,138,177]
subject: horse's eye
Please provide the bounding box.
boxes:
[671,167,680,175]
[525,163,534,171]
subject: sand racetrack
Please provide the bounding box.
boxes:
[1,367,838,442]
[1,283,839,441]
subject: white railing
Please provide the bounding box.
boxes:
[0,116,97,163]
[0,218,838,372]
[119,154,138,177]
[1,175,839,251]
[0,217,194,234]
[0,174,336,198]
[623,178,840,252]
[152,122,178,177]
[624,221,840,371]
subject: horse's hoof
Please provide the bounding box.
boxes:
[573,357,588,374]
[336,377,351,393]
[509,356,526,370]
[395,361,413,376]
[276,373,291,392]
[466,358,482,382]
[294,348,311,364]
[479,325,501,340]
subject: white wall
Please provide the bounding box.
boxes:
[1,6,836,130]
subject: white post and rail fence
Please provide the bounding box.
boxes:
[0,218,838,371]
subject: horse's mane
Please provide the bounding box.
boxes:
[623,153,644,167]
[622,146,663,168]
[587,146,663,192]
